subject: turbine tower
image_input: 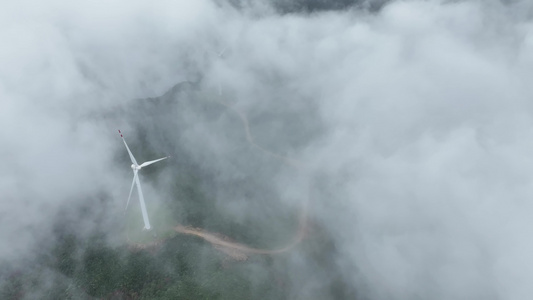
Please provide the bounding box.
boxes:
[119,130,168,230]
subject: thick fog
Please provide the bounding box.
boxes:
[2,0,533,299]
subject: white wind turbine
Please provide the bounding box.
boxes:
[119,130,168,230]
[215,47,227,59]
[214,47,227,96]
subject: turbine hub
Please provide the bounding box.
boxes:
[131,164,136,170]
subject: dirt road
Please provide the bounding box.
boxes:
[172,99,309,255]
[129,97,309,256]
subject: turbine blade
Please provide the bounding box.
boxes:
[139,156,169,168]
[118,130,138,166]
[125,171,136,211]
[134,171,151,230]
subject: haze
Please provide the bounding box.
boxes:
[1,0,533,299]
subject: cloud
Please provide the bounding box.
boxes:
[2,0,533,298]
[206,1,533,298]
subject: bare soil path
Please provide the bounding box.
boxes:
[129,97,309,256]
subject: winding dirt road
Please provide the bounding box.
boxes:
[129,96,309,257]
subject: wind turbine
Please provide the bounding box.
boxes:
[215,47,227,59]
[214,47,227,96]
[119,130,168,230]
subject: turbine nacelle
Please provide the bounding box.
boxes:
[131,164,141,171]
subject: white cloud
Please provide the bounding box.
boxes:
[3,0,533,298]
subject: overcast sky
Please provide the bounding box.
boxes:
[2,0,533,299]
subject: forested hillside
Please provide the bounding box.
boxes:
[0,82,353,299]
